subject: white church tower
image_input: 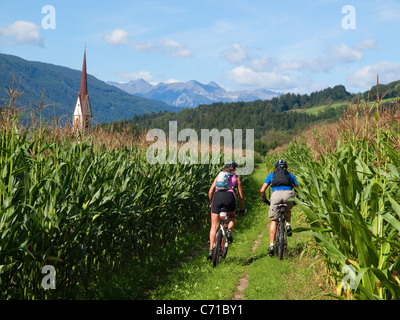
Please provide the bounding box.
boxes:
[73,48,93,132]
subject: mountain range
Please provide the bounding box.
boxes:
[0,52,282,124]
[0,53,179,124]
[107,79,281,108]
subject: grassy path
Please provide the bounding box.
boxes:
[148,166,332,300]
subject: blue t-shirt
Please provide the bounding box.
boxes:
[265,171,298,191]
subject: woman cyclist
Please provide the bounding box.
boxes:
[207,161,245,261]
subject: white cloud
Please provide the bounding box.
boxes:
[0,21,43,46]
[103,29,130,46]
[166,78,180,84]
[220,43,248,64]
[347,61,400,90]
[331,43,363,63]
[225,65,295,90]
[222,39,378,91]
[278,42,367,73]
[353,39,377,51]
[279,57,332,73]
[104,29,191,58]
[296,75,328,93]
[220,44,275,71]
[161,37,192,58]
[246,56,275,72]
[129,40,154,52]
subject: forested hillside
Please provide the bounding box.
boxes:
[112,82,400,155]
[107,85,354,154]
[363,79,400,100]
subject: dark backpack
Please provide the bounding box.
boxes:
[271,169,292,188]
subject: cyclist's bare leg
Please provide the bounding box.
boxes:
[227,211,236,231]
[270,220,278,244]
[286,210,291,224]
[209,212,220,250]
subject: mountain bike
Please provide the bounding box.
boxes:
[212,207,247,267]
[275,203,288,260]
[212,207,230,267]
[262,199,291,260]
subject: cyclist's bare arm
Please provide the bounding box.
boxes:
[260,182,269,202]
[237,178,245,210]
[208,177,218,202]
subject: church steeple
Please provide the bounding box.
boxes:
[73,47,92,132]
[79,48,88,99]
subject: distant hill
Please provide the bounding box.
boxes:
[0,53,180,124]
[107,79,281,108]
[363,79,400,101]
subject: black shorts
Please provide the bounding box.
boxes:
[211,191,236,214]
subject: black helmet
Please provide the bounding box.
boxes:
[275,159,287,169]
[225,161,238,169]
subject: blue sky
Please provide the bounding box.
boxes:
[1,0,400,94]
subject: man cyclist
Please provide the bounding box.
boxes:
[260,159,299,256]
[207,161,245,261]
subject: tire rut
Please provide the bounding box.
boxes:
[232,226,268,300]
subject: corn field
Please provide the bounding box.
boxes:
[279,96,400,299]
[0,89,220,299]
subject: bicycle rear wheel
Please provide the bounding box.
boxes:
[221,223,229,258]
[212,229,223,267]
[222,245,228,258]
[222,234,228,258]
[275,219,285,260]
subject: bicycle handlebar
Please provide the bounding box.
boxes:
[261,199,270,206]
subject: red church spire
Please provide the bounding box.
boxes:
[73,46,92,132]
[78,47,88,103]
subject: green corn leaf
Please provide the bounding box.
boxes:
[388,195,400,219]
[311,231,347,263]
